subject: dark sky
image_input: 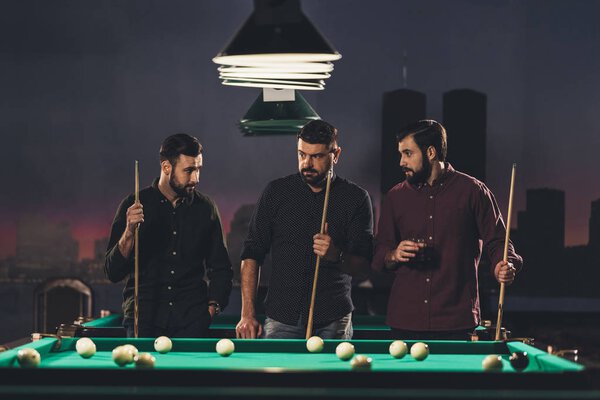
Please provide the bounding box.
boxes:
[1,0,599,259]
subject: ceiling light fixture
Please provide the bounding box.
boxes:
[213,0,341,90]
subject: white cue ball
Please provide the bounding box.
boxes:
[112,346,131,367]
[306,336,324,353]
[154,336,173,354]
[410,342,429,361]
[17,348,41,368]
[335,342,355,361]
[75,337,96,358]
[482,354,504,371]
[134,352,156,368]
[389,340,408,359]
[215,339,235,357]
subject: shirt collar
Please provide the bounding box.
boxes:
[151,177,196,206]
[411,162,454,190]
[297,171,338,193]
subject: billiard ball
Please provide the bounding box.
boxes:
[306,336,324,353]
[350,355,372,370]
[122,344,138,363]
[215,339,235,357]
[509,351,529,371]
[17,348,41,368]
[154,336,173,354]
[389,340,408,359]
[410,342,429,361]
[335,342,355,361]
[75,337,96,358]
[112,346,131,367]
[134,352,156,368]
[482,354,503,371]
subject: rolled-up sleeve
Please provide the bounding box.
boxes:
[240,183,274,264]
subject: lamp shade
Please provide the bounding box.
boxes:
[239,91,320,136]
[213,0,341,90]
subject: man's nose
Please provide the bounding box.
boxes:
[190,171,200,184]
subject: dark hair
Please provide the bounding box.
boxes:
[396,120,447,162]
[159,133,203,166]
[297,119,338,150]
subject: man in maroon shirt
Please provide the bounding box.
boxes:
[372,120,523,340]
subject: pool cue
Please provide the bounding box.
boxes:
[495,163,516,341]
[134,160,140,338]
[306,169,334,339]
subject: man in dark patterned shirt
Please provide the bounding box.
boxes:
[236,120,374,339]
[105,134,233,338]
[373,120,523,340]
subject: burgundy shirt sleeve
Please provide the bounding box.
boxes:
[372,190,399,272]
[472,182,524,274]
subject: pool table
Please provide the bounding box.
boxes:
[0,336,594,399]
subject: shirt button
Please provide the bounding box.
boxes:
[424,299,429,304]
[426,278,430,283]
[172,251,177,255]
[429,215,433,219]
[170,270,175,275]
[168,286,172,290]
[429,195,433,199]
[428,236,433,240]
[169,302,173,306]
[173,231,177,235]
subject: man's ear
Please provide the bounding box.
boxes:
[427,146,437,161]
[161,160,171,175]
[333,146,342,164]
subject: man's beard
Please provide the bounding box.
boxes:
[403,157,432,185]
[300,167,328,187]
[169,174,195,199]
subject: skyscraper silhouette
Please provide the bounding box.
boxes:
[380,89,426,194]
[443,89,487,182]
[514,188,565,295]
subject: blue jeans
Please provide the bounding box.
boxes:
[263,313,353,339]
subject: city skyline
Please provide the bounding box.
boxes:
[0,187,598,262]
[2,1,600,260]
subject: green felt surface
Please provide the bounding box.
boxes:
[0,338,583,373]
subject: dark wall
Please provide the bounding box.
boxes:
[1,0,600,342]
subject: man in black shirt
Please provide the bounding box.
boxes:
[105,133,233,338]
[236,120,373,339]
